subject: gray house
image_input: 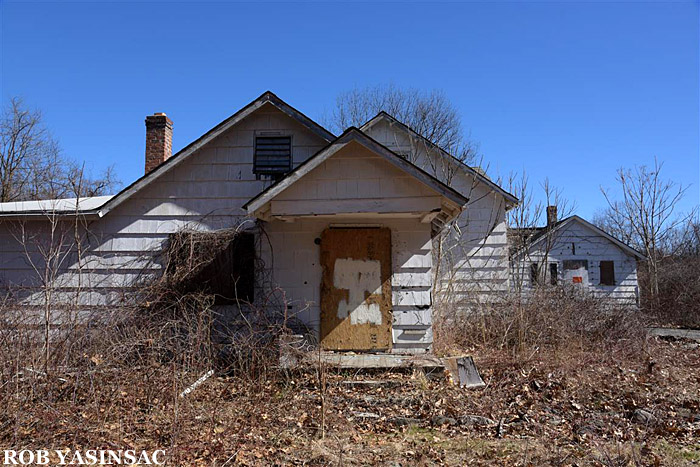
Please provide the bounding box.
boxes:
[0,92,518,353]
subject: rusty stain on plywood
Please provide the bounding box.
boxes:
[320,228,392,351]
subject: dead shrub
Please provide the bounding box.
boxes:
[0,225,302,455]
[642,256,700,329]
[434,287,646,358]
[109,226,301,380]
[0,225,292,412]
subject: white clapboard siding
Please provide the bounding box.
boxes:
[363,118,512,307]
[392,270,432,287]
[0,105,328,314]
[391,327,434,353]
[260,211,435,351]
[511,219,640,305]
[259,141,442,351]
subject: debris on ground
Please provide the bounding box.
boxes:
[2,338,698,465]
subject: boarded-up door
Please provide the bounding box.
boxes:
[320,228,392,351]
[563,259,589,287]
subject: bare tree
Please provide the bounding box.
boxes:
[600,158,694,303]
[9,165,111,373]
[14,204,90,373]
[592,201,637,247]
[0,98,56,202]
[507,173,575,292]
[670,216,700,258]
[0,97,119,202]
[329,84,479,167]
[644,213,700,327]
[505,171,541,292]
[332,86,516,318]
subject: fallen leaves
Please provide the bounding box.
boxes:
[1,338,698,465]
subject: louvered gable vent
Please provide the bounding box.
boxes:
[254,135,292,175]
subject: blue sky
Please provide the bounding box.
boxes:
[2,1,698,220]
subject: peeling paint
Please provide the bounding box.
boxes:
[333,258,383,325]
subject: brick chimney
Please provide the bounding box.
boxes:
[546,205,558,227]
[145,113,173,173]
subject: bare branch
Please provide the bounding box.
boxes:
[0,97,120,202]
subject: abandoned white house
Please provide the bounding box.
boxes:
[509,206,644,305]
[0,91,639,354]
[0,92,518,353]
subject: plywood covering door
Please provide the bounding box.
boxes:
[563,259,589,287]
[320,228,392,351]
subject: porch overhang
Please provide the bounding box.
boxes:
[251,199,461,224]
[243,127,468,224]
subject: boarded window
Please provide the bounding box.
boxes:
[563,259,588,271]
[600,260,615,286]
[254,135,292,176]
[549,262,558,285]
[166,232,255,305]
[530,263,540,286]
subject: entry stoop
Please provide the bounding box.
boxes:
[278,334,444,372]
[309,352,445,372]
[278,334,484,387]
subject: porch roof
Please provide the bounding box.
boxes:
[243,128,468,221]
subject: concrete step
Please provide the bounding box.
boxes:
[647,327,700,341]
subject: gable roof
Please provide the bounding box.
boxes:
[87,91,334,218]
[244,127,469,215]
[361,111,518,206]
[515,215,645,259]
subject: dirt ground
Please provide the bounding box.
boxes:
[3,337,699,466]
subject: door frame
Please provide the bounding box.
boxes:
[319,227,393,351]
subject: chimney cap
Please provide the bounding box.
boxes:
[145,112,173,126]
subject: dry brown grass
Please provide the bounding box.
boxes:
[1,330,697,465]
[433,287,647,358]
[643,256,700,329]
[1,282,697,465]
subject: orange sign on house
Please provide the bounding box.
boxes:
[572,276,583,284]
